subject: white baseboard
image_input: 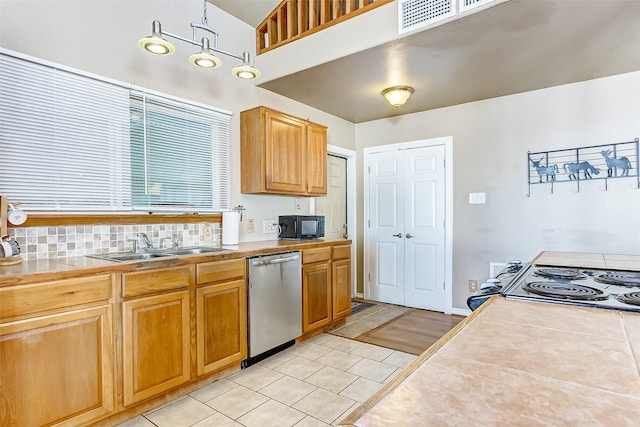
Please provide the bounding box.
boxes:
[451,307,471,316]
[355,292,364,299]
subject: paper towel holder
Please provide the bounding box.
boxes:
[232,205,245,222]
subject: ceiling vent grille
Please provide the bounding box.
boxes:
[398,0,456,34]
[459,0,494,13]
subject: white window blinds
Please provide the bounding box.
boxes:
[129,90,231,212]
[0,52,132,211]
[0,50,231,213]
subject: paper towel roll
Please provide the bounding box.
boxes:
[222,211,240,245]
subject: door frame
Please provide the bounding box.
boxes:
[364,137,453,314]
[310,144,357,300]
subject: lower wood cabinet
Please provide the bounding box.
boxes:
[0,305,115,427]
[196,279,247,375]
[332,258,352,319]
[302,260,332,332]
[122,290,191,406]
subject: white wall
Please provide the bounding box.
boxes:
[356,71,640,309]
[0,0,356,242]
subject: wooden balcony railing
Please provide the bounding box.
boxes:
[256,0,394,55]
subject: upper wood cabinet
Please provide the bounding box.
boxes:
[241,106,327,196]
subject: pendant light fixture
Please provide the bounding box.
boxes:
[138,0,260,80]
[382,86,414,107]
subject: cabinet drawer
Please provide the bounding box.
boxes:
[197,258,246,285]
[0,274,112,319]
[303,247,332,264]
[332,244,351,260]
[123,266,190,298]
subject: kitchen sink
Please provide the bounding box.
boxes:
[87,246,230,262]
[164,247,228,255]
[87,252,174,262]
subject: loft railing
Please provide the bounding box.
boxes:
[256,0,394,54]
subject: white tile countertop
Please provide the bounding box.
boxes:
[339,296,640,426]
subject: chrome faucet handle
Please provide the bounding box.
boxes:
[172,234,179,249]
[160,237,173,249]
[127,239,139,253]
[136,232,153,249]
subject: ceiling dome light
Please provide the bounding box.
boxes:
[382,86,414,107]
[189,38,221,69]
[138,20,175,55]
[232,52,261,80]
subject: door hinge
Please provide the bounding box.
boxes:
[443,158,446,168]
[368,272,371,282]
[443,281,446,289]
[368,219,370,228]
[368,165,370,174]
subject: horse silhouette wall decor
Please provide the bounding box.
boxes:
[563,162,600,180]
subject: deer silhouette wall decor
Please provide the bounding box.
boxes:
[600,149,632,177]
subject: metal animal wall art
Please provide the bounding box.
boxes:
[563,161,600,180]
[530,158,558,182]
[600,149,632,177]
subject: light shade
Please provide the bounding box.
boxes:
[382,86,414,107]
[138,20,175,55]
[231,51,261,80]
[188,38,221,69]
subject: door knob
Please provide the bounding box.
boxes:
[406,233,415,239]
[392,233,403,238]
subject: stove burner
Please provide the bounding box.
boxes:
[534,268,587,280]
[523,281,609,301]
[595,272,640,287]
[616,292,640,307]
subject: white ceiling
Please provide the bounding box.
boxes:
[213,0,640,124]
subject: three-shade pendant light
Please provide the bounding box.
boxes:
[138,0,260,80]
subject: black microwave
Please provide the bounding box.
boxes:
[278,215,325,239]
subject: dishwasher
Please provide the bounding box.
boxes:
[244,251,302,367]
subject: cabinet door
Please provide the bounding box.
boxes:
[302,261,332,333]
[265,110,306,193]
[123,290,190,406]
[332,258,352,320]
[0,306,114,427]
[196,279,247,376]
[306,122,327,195]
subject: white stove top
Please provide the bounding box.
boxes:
[502,264,640,313]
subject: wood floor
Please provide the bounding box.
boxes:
[355,309,465,355]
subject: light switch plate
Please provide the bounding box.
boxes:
[469,192,486,204]
[263,219,277,233]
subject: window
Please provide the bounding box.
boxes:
[129,91,230,211]
[0,49,230,213]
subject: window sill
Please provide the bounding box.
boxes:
[13,213,222,228]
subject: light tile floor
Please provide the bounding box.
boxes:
[117,333,417,427]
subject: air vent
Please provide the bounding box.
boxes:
[459,0,494,13]
[398,0,456,34]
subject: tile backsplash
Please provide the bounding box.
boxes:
[9,223,221,261]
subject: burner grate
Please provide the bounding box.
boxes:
[534,268,587,280]
[617,292,640,307]
[595,272,640,287]
[523,281,609,301]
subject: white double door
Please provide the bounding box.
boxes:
[366,144,446,311]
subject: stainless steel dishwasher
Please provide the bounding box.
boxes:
[244,251,302,367]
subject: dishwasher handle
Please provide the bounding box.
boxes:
[250,253,300,267]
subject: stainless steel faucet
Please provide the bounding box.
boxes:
[160,237,172,249]
[136,233,153,249]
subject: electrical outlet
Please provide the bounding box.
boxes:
[295,198,301,210]
[247,219,255,233]
[469,280,478,292]
[203,224,212,241]
[263,219,277,233]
